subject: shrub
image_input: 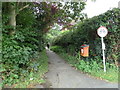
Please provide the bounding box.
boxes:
[53,8,120,65]
[50,46,64,53]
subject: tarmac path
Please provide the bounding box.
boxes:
[37,50,118,88]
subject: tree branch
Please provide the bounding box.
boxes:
[19,4,29,12]
[16,4,30,16]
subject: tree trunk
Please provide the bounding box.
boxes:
[8,3,16,35]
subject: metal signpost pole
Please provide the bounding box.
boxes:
[97,26,108,72]
[101,37,106,72]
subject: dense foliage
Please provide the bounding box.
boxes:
[1,2,86,87]
[2,3,44,86]
[45,23,62,45]
[53,8,120,66]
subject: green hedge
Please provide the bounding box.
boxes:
[53,8,120,64]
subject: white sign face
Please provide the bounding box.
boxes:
[97,26,108,37]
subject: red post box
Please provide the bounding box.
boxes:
[80,44,89,57]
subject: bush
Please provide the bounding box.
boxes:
[1,3,48,87]
[2,36,32,85]
[3,37,32,65]
[1,27,45,86]
[53,8,120,65]
[2,36,48,86]
[50,46,64,53]
[13,50,48,88]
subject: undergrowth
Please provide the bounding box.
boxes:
[50,46,118,83]
[14,50,48,88]
[1,50,48,88]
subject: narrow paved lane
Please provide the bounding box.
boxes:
[45,50,118,88]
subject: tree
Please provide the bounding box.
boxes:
[33,2,86,33]
[3,2,30,35]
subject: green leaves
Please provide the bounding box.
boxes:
[53,8,120,64]
[2,2,49,87]
[0,64,6,73]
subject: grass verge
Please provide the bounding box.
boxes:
[10,50,48,88]
[50,46,118,83]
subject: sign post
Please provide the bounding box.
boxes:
[97,26,108,72]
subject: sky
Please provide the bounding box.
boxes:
[82,0,119,18]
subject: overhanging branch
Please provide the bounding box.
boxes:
[16,4,30,16]
[19,4,29,12]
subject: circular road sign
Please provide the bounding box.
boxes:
[97,26,108,37]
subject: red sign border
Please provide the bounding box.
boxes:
[97,26,108,37]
